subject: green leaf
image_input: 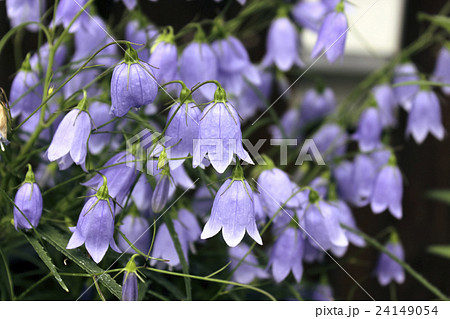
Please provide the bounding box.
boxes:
[428,245,450,259]
[39,225,122,299]
[23,233,69,293]
[427,189,450,206]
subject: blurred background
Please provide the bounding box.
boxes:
[0,0,449,300]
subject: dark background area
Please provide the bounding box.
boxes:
[0,0,449,300]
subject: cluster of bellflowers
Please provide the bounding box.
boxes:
[3,0,449,301]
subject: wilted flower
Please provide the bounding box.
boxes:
[110,46,158,117]
[269,227,304,283]
[67,176,120,263]
[262,17,304,71]
[311,4,348,63]
[201,164,262,247]
[6,0,45,32]
[179,32,218,100]
[392,63,419,111]
[13,165,43,230]
[375,236,405,286]
[193,86,253,173]
[352,107,383,152]
[118,214,151,254]
[47,92,91,171]
[229,243,268,284]
[406,90,444,144]
[370,156,403,219]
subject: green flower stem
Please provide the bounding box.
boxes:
[342,224,449,301]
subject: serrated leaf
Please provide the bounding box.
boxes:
[23,233,69,293]
[39,224,122,299]
[428,245,450,259]
[427,189,450,206]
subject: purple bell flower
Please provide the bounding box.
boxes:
[406,90,445,144]
[193,87,253,173]
[312,123,347,161]
[6,0,45,32]
[149,41,178,85]
[262,17,304,71]
[118,215,151,254]
[353,107,383,152]
[269,227,304,283]
[164,93,201,170]
[10,56,42,119]
[229,243,268,284]
[150,220,189,268]
[119,0,137,10]
[373,84,396,128]
[257,167,298,218]
[312,7,348,63]
[392,63,419,111]
[370,160,403,219]
[30,43,67,73]
[292,1,328,31]
[375,240,405,286]
[192,186,215,220]
[201,166,262,247]
[179,39,218,100]
[110,46,158,117]
[125,20,158,61]
[13,165,43,230]
[54,0,90,33]
[88,101,114,155]
[47,94,91,171]
[151,173,171,213]
[270,108,300,139]
[300,87,336,125]
[333,200,365,247]
[349,154,377,207]
[122,271,138,301]
[131,175,153,216]
[82,151,138,204]
[333,160,353,202]
[67,177,120,263]
[431,46,450,95]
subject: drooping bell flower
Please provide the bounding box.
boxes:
[269,227,304,283]
[110,45,158,117]
[332,199,365,247]
[118,214,151,254]
[131,175,153,216]
[88,101,114,155]
[303,189,348,251]
[292,0,327,31]
[332,160,353,202]
[151,168,171,213]
[72,15,118,66]
[54,0,90,33]
[10,54,42,119]
[349,154,377,207]
[373,84,397,128]
[30,42,68,74]
[406,90,444,144]
[201,164,262,247]
[82,151,138,204]
[311,2,348,63]
[177,209,202,243]
[270,108,300,139]
[192,186,215,221]
[67,175,121,263]
[6,0,45,32]
[193,86,253,173]
[125,20,158,61]
[312,123,347,161]
[179,28,218,100]
[164,84,201,170]
[370,154,403,219]
[299,87,336,125]
[431,45,450,95]
[150,219,189,268]
[13,165,43,230]
[149,29,178,84]
[122,257,139,301]
[118,0,137,10]
[392,63,419,111]
[229,243,268,284]
[47,91,91,171]
[262,16,304,71]
[375,234,405,286]
[352,107,383,152]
